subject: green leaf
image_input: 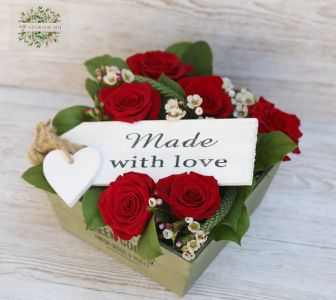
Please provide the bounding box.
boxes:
[137,216,163,259]
[22,164,55,194]
[209,224,240,244]
[157,74,185,96]
[181,41,213,76]
[221,196,243,230]
[85,78,100,101]
[209,205,249,245]
[52,105,92,135]
[221,181,255,231]
[236,205,250,241]
[82,187,106,230]
[254,131,297,172]
[165,41,192,58]
[84,55,129,78]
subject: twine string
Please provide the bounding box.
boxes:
[28,120,84,165]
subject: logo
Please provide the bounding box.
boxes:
[17,6,61,48]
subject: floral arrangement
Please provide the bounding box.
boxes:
[22,41,302,261]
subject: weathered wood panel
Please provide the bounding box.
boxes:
[0,0,335,120]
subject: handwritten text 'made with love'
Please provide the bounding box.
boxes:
[62,119,258,185]
[110,132,227,169]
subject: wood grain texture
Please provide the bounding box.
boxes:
[0,0,336,299]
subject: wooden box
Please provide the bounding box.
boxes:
[48,164,279,296]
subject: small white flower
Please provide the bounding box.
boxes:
[240,94,248,103]
[163,229,173,239]
[148,197,157,208]
[195,230,208,244]
[106,66,120,74]
[222,77,234,90]
[186,94,203,109]
[188,221,200,233]
[159,223,165,230]
[228,90,236,98]
[185,217,194,224]
[235,103,245,111]
[233,106,248,118]
[182,249,195,261]
[121,69,135,83]
[239,88,256,106]
[245,97,256,106]
[187,239,200,251]
[166,107,186,121]
[156,198,163,206]
[175,241,182,248]
[103,72,118,86]
[235,92,243,102]
[195,106,203,116]
[165,98,179,112]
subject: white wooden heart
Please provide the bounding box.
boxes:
[43,147,101,207]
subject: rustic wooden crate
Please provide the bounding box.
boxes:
[48,164,279,296]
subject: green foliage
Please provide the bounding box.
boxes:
[201,187,237,234]
[134,75,185,102]
[84,55,129,78]
[137,216,163,259]
[255,131,297,172]
[209,204,249,245]
[158,74,185,96]
[165,41,192,58]
[52,105,92,135]
[85,78,100,102]
[208,181,255,244]
[180,41,213,76]
[82,187,106,230]
[134,75,186,120]
[21,164,55,194]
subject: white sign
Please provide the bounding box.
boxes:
[62,119,258,186]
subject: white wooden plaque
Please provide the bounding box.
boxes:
[62,119,258,186]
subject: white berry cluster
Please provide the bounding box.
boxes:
[95,65,135,86]
[181,217,208,261]
[165,99,186,121]
[222,77,256,118]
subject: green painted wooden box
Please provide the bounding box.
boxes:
[48,164,279,296]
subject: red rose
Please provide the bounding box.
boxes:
[126,51,194,80]
[179,76,234,118]
[249,97,302,157]
[98,82,160,122]
[156,172,220,220]
[98,172,154,240]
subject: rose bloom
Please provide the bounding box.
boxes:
[179,76,234,118]
[98,82,160,122]
[156,172,220,220]
[98,172,154,240]
[126,51,194,80]
[249,97,302,158]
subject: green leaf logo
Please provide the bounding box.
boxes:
[17,6,61,48]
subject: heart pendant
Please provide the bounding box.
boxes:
[43,147,101,207]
